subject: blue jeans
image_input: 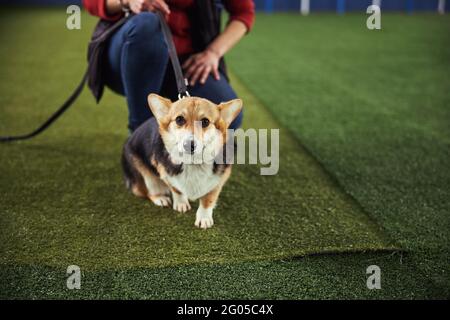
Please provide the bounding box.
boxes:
[104,12,243,131]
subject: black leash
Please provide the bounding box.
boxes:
[156,11,189,99]
[0,11,187,143]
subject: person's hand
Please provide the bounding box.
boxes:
[182,48,221,86]
[123,0,170,16]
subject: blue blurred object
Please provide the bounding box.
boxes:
[336,0,345,14]
[346,0,373,11]
[406,0,415,13]
[264,0,274,14]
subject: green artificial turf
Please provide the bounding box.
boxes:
[0,252,443,299]
[0,8,448,299]
[0,69,395,269]
[0,7,395,286]
[227,13,450,294]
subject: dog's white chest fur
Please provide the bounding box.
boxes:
[166,164,221,201]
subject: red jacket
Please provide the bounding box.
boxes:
[82,0,255,56]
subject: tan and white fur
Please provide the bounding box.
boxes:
[121,94,242,229]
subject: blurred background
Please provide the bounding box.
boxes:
[0,0,449,13]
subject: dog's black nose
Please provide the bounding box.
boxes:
[183,139,197,154]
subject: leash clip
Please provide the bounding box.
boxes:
[178,78,190,100]
[178,91,190,100]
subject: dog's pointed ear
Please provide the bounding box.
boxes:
[218,99,243,127]
[148,94,172,122]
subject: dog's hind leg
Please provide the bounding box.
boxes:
[129,155,171,207]
[141,172,172,207]
[123,147,171,207]
[122,148,148,198]
[130,178,147,198]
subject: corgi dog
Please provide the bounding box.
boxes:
[122,94,242,229]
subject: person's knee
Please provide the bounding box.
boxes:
[126,12,162,42]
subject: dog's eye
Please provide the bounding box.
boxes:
[175,116,186,126]
[201,118,210,128]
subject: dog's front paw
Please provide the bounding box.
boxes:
[195,207,214,229]
[195,217,214,229]
[173,195,191,213]
[149,195,172,207]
